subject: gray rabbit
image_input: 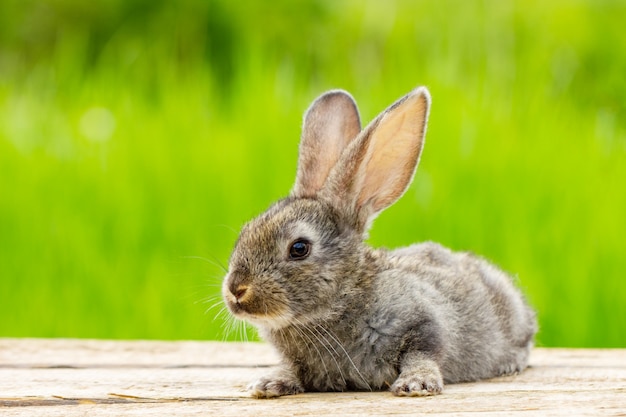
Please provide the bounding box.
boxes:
[222,87,537,398]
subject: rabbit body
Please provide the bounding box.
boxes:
[223,88,537,398]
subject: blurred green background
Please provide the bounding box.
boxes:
[1,0,624,347]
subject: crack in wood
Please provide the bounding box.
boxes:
[0,396,242,407]
[0,364,274,369]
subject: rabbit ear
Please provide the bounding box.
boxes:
[321,87,430,231]
[291,90,361,198]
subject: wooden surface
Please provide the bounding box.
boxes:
[0,339,625,416]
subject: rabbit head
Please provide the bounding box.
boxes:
[223,87,430,331]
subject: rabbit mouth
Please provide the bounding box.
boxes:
[227,302,294,330]
[223,286,294,329]
[242,312,294,330]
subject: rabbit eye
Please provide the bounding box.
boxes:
[289,239,311,260]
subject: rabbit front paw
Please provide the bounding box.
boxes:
[248,375,304,398]
[390,371,443,397]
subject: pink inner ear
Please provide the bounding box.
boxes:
[292,91,361,198]
[356,92,428,214]
[312,111,358,189]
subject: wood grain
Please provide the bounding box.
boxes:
[1,339,624,416]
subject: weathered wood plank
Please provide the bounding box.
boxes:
[1,339,625,416]
[0,339,278,367]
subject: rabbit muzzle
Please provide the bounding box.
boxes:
[222,270,293,328]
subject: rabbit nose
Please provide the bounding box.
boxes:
[233,285,249,302]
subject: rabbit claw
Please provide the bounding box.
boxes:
[390,372,443,397]
[248,376,304,398]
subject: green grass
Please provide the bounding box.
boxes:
[1,0,625,346]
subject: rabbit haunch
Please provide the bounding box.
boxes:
[222,87,537,398]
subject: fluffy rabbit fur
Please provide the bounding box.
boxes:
[222,87,537,398]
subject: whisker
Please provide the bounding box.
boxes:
[293,318,346,388]
[315,322,372,391]
[211,306,229,324]
[222,315,240,341]
[237,321,248,342]
[288,323,331,381]
[211,223,240,236]
[181,255,228,273]
[203,299,226,316]
[219,316,234,343]
[198,293,220,305]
